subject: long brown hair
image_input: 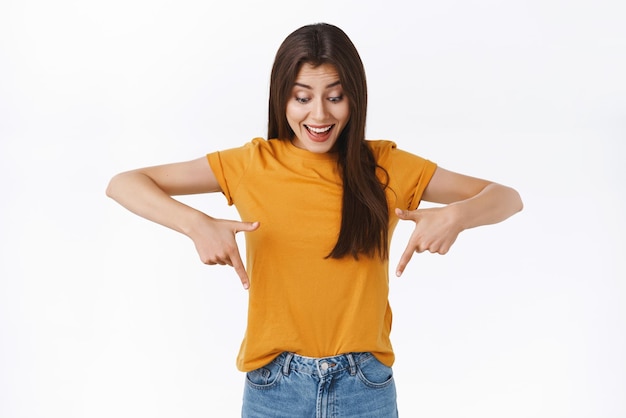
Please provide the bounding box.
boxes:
[268,23,389,260]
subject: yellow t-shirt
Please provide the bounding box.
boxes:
[207,138,437,372]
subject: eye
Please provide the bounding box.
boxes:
[295,97,310,104]
[328,95,344,103]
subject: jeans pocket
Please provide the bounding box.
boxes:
[245,360,283,390]
[355,356,394,389]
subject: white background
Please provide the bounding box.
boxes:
[1,0,624,417]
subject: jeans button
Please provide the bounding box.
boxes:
[320,362,329,371]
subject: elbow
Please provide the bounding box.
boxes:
[490,183,523,218]
[105,173,123,200]
[486,182,524,215]
[509,186,524,214]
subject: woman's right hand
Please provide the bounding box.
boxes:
[107,156,259,289]
[187,215,260,289]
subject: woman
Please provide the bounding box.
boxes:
[107,23,522,417]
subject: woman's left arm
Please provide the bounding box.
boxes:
[395,167,523,276]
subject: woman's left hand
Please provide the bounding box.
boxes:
[394,206,462,277]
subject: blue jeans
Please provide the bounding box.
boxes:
[242,352,398,418]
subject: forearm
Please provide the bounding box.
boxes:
[449,183,523,231]
[106,171,206,237]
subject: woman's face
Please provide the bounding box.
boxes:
[286,63,350,153]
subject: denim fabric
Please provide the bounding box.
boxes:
[242,352,398,418]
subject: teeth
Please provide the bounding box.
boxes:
[307,125,332,133]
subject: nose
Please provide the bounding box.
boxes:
[311,98,328,121]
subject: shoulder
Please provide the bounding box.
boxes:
[365,139,414,164]
[365,139,397,165]
[366,139,436,171]
[208,138,298,175]
[365,139,398,155]
[247,137,290,156]
[238,137,274,152]
[210,137,278,158]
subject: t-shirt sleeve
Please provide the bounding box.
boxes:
[372,140,437,211]
[206,139,260,205]
[391,147,437,210]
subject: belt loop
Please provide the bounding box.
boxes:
[346,353,356,376]
[282,352,294,376]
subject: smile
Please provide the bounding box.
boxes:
[305,125,333,134]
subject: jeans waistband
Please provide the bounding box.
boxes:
[272,352,373,378]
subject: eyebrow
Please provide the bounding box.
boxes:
[294,80,342,89]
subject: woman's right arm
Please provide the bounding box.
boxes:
[105,157,258,289]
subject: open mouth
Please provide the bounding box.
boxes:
[305,125,333,134]
[305,124,334,141]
